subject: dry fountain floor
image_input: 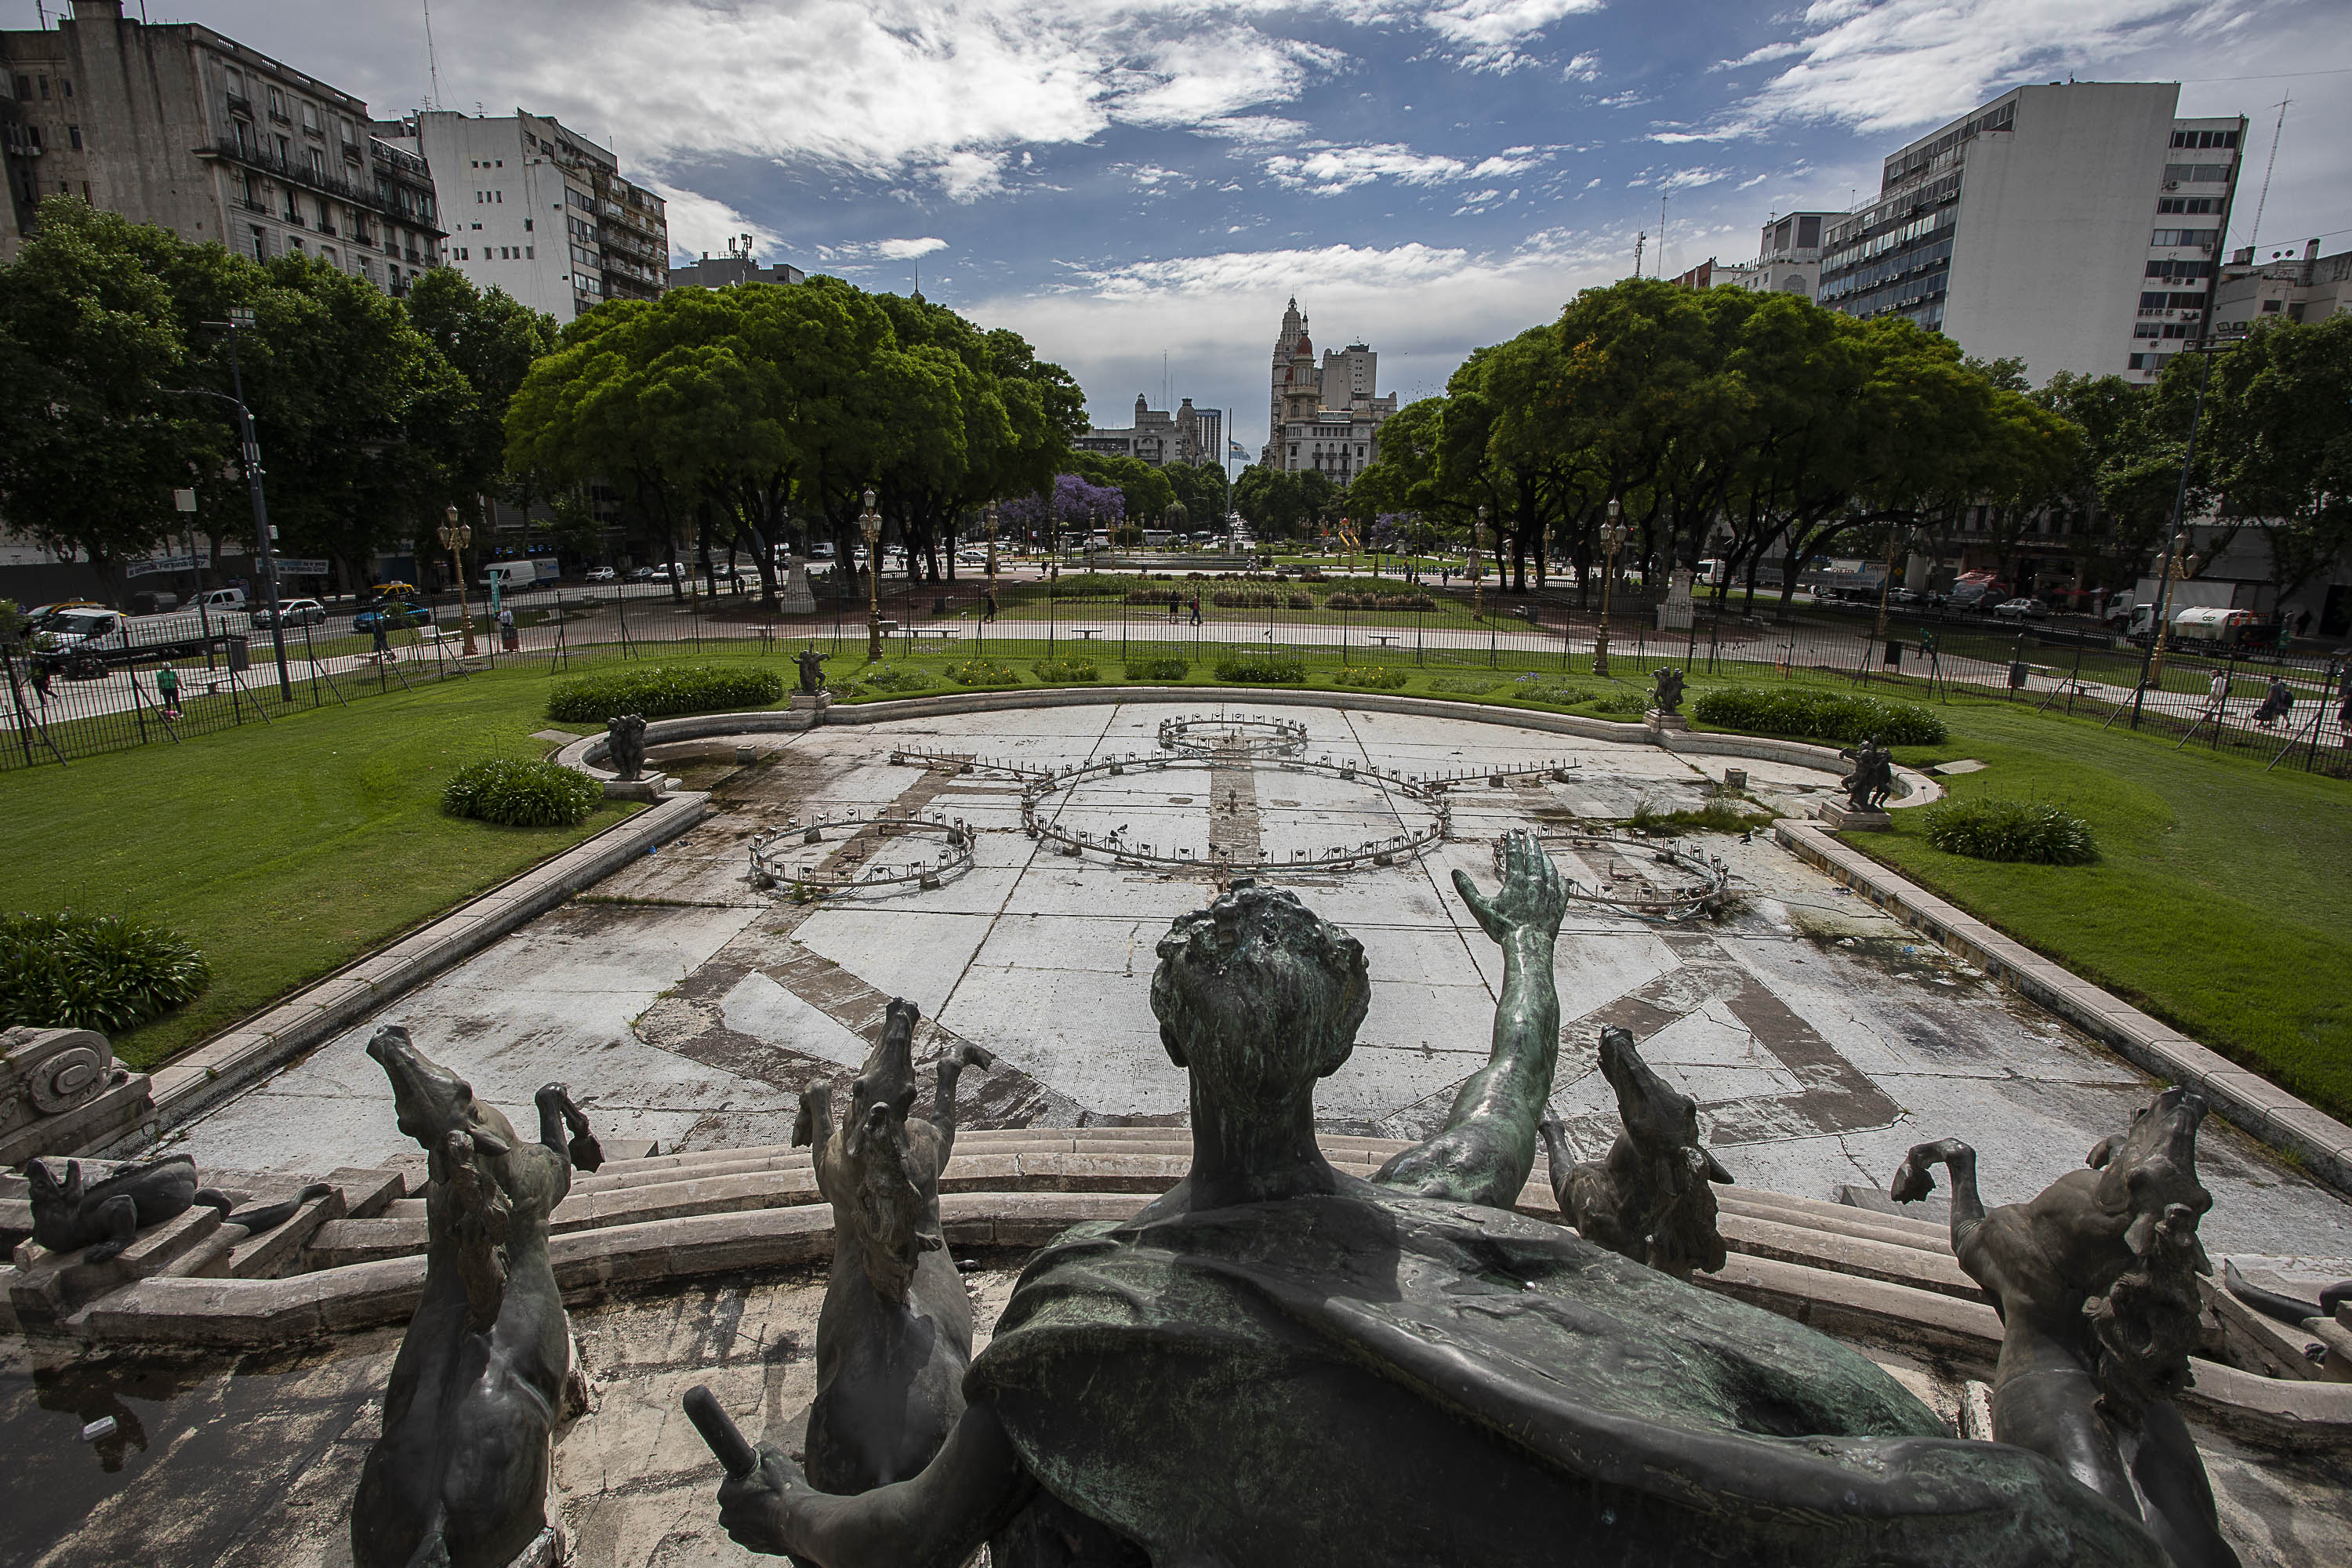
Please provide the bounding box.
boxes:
[165,699,2352,1272]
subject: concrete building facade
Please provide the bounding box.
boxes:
[1078,394,1223,468]
[1260,297,1398,483]
[1815,82,2244,383]
[373,108,666,323]
[1,1,442,290]
[668,235,804,290]
[2211,238,2352,338]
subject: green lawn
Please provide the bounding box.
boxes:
[0,667,637,1070]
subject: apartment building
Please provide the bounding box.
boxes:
[2212,238,2352,337]
[1,2,442,289]
[1814,82,2245,382]
[374,108,665,323]
[669,236,804,289]
[1077,395,1225,468]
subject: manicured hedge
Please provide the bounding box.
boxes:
[442,757,603,828]
[1214,652,1307,684]
[1690,687,1947,746]
[0,910,209,1033]
[1331,665,1409,688]
[859,664,933,691]
[1124,657,1189,681]
[547,665,783,723]
[1033,659,1098,682]
[1922,797,2098,865]
[946,658,1022,687]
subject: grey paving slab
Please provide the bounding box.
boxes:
[156,699,2352,1274]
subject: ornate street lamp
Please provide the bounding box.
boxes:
[1595,499,1628,677]
[860,487,884,662]
[437,504,477,657]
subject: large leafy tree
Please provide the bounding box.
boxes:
[2182,314,2352,603]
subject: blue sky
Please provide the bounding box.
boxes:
[23,2,2349,457]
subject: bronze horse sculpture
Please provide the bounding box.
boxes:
[20,1153,328,1262]
[1539,1025,1733,1280]
[794,997,993,1496]
[351,1025,603,1568]
[1891,1085,2238,1568]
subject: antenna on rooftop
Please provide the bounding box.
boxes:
[420,0,443,110]
[2245,96,2290,257]
[1632,230,1645,278]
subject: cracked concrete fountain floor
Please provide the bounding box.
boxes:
[167,702,2352,1269]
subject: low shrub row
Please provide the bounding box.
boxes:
[1330,666,1409,689]
[1327,592,1436,611]
[946,658,1022,688]
[859,664,934,691]
[1214,652,1307,684]
[1690,687,1947,746]
[1922,797,2098,864]
[1124,656,1190,681]
[547,665,784,723]
[443,757,603,827]
[1033,659,1098,683]
[0,909,211,1033]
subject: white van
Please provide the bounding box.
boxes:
[192,587,248,612]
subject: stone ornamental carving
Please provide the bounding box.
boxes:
[604,713,649,782]
[0,1027,151,1167]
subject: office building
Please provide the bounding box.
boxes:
[1259,298,1399,482]
[372,107,665,323]
[2211,238,2352,336]
[1668,257,1765,292]
[1,2,442,289]
[1813,82,2245,382]
[1078,395,1223,468]
[669,234,804,289]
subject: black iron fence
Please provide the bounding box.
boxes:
[5,572,2345,779]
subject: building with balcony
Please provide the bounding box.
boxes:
[1813,82,2244,383]
[669,236,804,289]
[373,107,667,323]
[1,2,443,292]
[1258,298,1397,482]
[1077,395,1223,469]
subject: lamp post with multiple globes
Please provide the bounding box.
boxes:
[859,487,884,662]
[1594,499,1628,677]
[437,505,477,657]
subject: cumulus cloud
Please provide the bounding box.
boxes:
[1421,0,1606,71]
[1562,52,1602,82]
[644,181,792,266]
[874,237,951,260]
[1264,142,1545,194]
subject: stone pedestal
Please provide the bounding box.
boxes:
[1645,710,1690,734]
[1655,567,1694,631]
[1818,800,1892,831]
[778,556,817,615]
[603,776,672,802]
[0,1028,152,1167]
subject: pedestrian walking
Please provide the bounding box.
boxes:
[497,605,518,652]
[1168,590,1181,623]
[30,660,51,713]
[2252,674,2295,728]
[982,587,999,622]
[1189,591,1202,627]
[372,620,393,662]
[155,663,180,719]
[2202,669,2229,722]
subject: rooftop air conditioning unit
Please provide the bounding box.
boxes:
[2161,181,2179,191]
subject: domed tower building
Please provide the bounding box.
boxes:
[1258,297,1398,484]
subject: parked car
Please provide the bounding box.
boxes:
[353,601,434,633]
[583,566,617,583]
[250,597,328,628]
[1991,597,2048,620]
[625,565,661,582]
[26,600,105,629]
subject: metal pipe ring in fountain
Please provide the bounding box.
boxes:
[1019,752,1449,875]
[1504,830,1736,924]
[1156,713,1309,760]
[749,808,977,895]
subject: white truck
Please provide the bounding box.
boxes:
[480,559,561,593]
[32,605,229,677]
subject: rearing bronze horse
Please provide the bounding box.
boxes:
[352,1025,602,1568]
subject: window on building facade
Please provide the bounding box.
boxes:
[524,245,533,259]
[60,78,69,98]
[251,225,266,260]
[522,217,532,231]
[268,86,285,119]
[2157,197,2220,215]
[2169,129,2240,150]
[67,125,80,150]
[37,74,48,99]
[2263,298,2282,312]
[2151,228,2219,248]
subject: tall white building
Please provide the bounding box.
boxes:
[1815,82,2245,383]
[1259,298,1398,482]
[373,108,666,323]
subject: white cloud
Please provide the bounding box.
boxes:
[874,237,951,260]
[1661,166,1730,191]
[1264,142,1546,194]
[644,180,791,266]
[1711,0,2219,136]
[1421,0,1607,70]
[1562,52,1602,82]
